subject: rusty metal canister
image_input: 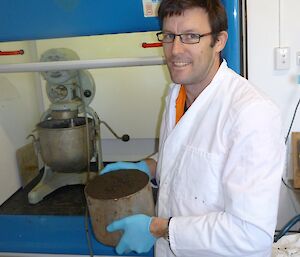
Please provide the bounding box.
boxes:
[84,169,155,246]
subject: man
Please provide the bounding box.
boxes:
[101,0,285,256]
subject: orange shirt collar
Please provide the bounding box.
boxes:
[175,85,186,124]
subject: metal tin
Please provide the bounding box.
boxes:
[84,169,155,246]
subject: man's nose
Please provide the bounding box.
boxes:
[171,36,185,55]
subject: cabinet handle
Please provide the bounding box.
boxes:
[142,42,162,48]
[0,49,24,56]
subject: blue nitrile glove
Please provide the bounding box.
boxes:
[107,214,156,255]
[100,161,150,177]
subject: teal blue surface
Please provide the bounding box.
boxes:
[222,0,241,74]
[0,0,241,74]
[0,214,153,256]
[0,0,160,42]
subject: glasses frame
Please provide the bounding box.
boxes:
[156,31,214,44]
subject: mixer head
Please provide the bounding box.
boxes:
[40,48,95,114]
[40,48,79,84]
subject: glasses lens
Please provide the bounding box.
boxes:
[157,33,164,42]
[181,34,200,44]
[157,33,174,43]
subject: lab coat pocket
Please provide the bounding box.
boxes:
[169,145,226,215]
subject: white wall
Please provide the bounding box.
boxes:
[0,41,41,204]
[247,0,300,229]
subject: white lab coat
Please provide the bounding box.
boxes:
[154,61,285,257]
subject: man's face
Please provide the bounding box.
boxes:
[162,7,224,88]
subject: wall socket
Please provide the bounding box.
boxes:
[274,47,290,70]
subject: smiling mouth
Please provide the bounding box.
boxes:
[172,61,191,67]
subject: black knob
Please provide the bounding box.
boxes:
[84,90,92,97]
[121,134,130,142]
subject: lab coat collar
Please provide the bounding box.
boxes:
[163,59,229,157]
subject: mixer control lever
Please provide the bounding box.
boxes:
[100,120,130,142]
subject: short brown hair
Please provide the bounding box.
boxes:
[158,0,228,46]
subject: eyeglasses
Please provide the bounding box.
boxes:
[156,32,214,44]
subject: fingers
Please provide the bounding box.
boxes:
[100,162,122,174]
[107,219,129,255]
[107,215,154,255]
[106,219,125,232]
[100,161,151,176]
[115,236,128,255]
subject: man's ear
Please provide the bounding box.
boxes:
[215,31,228,53]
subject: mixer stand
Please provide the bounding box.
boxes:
[28,165,96,204]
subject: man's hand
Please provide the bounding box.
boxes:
[107,214,156,254]
[100,161,150,177]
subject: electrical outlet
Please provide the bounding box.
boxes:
[274,47,290,70]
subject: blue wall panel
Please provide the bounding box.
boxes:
[0,0,241,72]
[0,214,153,256]
[0,0,160,42]
[222,0,241,74]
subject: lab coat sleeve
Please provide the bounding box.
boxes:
[169,100,285,257]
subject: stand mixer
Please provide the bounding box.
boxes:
[28,48,102,204]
